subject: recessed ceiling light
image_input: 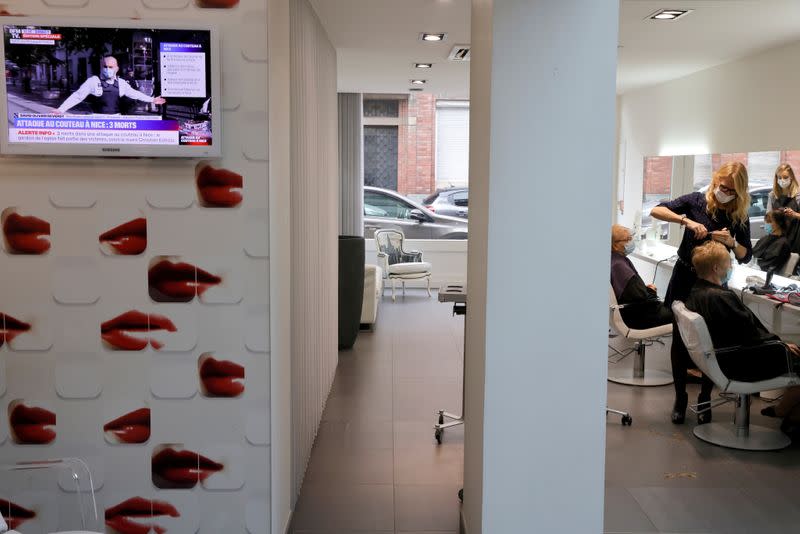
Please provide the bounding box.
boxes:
[414,63,433,69]
[648,9,692,21]
[410,79,426,85]
[420,32,446,42]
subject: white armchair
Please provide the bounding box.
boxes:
[608,286,673,386]
[374,229,432,301]
[673,300,800,450]
[361,264,383,328]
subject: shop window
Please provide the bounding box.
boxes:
[641,156,673,239]
[363,99,399,118]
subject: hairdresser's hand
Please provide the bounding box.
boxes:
[647,284,657,292]
[787,343,800,358]
[686,220,708,240]
[784,207,799,219]
[711,228,735,248]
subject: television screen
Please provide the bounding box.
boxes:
[0,18,221,158]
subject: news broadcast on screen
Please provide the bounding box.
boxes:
[2,22,217,154]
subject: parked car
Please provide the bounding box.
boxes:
[422,187,469,219]
[748,186,770,240]
[364,186,468,239]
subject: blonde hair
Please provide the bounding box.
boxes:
[773,163,798,199]
[705,161,750,226]
[692,241,730,278]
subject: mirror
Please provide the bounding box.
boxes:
[409,209,427,222]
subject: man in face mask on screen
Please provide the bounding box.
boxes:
[55,56,166,114]
[610,224,674,329]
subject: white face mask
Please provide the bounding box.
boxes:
[714,186,736,204]
[778,177,792,189]
[623,241,636,255]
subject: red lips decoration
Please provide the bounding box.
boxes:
[101,310,177,351]
[8,400,56,444]
[105,496,179,534]
[196,164,243,207]
[196,0,240,7]
[0,312,31,348]
[199,354,245,397]
[104,407,151,444]
[0,498,36,530]
[148,259,222,302]
[151,446,224,489]
[2,210,50,254]
[99,217,147,255]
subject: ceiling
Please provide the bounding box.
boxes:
[310,0,800,98]
[618,0,800,93]
[309,0,471,99]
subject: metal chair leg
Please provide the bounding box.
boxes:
[606,407,632,425]
[426,275,431,297]
[391,279,396,302]
[402,280,406,296]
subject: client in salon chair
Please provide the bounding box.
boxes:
[610,224,673,329]
[752,209,791,273]
[685,241,800,423]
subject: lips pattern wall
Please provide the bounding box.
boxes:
[0,0,269,532]
[1,208,51,255]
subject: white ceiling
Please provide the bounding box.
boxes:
[309,0,471,99]
[310,0,800,98]
[618,0,800,93]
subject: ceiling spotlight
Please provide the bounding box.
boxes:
[420,32,446,42]
[410,79,426,85]
[648,9,691,21]
[414,63,433,69]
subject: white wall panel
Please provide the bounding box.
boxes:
[289,0,338,502]
[0,1,271,532]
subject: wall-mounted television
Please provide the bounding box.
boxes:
[0,17,221,158]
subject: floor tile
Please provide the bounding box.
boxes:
[305,446,394,485]
[291,483,395,532]
[394,484,462,532]
[603,487,658,533]
[394,377,461,422]
[394,442,464,486]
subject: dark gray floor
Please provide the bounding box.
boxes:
[291,289,800,533]
[290,289,463,534]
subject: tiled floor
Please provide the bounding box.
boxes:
[290,289,464,534]
[291,289,800,533]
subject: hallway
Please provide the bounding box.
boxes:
[290,289,464,533]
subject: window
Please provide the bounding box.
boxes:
[749,189,769,218]
[364,191,414,219]
[695,151,779,191]
[452,191,468,207]
[641,156,673,239]
[363,99,399,118]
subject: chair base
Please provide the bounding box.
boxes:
[606,407,632,425]
[693,422,791,451]
[608,369,674,387]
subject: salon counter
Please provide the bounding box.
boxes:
[629,242,800,344]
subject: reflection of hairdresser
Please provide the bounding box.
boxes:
[752,210,791,273]
[56,56,166,114]
[610,224,673,329]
